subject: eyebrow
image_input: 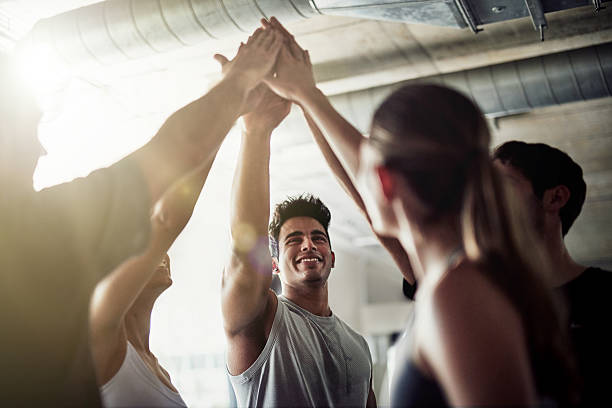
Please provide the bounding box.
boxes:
[283,229,328,242]
[311,230,327,238]
[284,231,304,242]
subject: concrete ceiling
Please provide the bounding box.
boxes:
[2,1,611,272]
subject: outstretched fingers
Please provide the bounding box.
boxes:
[263,29,280,51]
[270,17,294,41]
[214,53,229,66]
[304,49,311,66]
[248,27,266,45]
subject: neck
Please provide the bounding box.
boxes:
[281,283,331,316]
[543,225,586,287]
[124,293,157,353]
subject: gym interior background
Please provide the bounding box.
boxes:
[2,1,611,406]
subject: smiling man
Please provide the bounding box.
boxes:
[221,81,375,406]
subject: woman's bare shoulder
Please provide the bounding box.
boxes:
[416,261,536,406]
[418,260,525,359]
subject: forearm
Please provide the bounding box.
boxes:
[297,87,365,178]
[376,234,415,284]
[304,110,415,282]
[130,74,252,203]
[155,146,219,241]
[223,128,274,333]
[90,232,169,333]
[230,130,272,244]
[304,111,366,211]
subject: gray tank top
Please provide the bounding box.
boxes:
[228,296,372,407]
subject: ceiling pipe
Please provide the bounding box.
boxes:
[317,42,612,133]
[25,0,611,72]
[26,0,320,71]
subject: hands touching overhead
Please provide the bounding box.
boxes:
[263,18,318,103]
[215,17,316,124]
[217,26,283,91]
[215,25,284,116]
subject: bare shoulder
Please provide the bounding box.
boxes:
[415,261,527,374]
[429,261,521,328]
[416,262,535,405]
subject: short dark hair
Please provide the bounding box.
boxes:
[268,194,331,258]
[493,141,586,236]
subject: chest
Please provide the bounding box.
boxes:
[276,313,371,395]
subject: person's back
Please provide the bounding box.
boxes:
[494,141,612,405]
[2,162,151,406]
[557,267,612,405]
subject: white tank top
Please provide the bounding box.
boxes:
[100,341,187,407]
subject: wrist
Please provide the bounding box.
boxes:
[224,71,259,95]
[294,85,322,105]
[241,126,273,141]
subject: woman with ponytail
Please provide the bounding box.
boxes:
[265,17,577,406]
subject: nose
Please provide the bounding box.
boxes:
[300,236,317,252]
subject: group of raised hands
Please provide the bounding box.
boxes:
[213,17,318,133]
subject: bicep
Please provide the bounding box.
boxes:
[222,251,273,336]
[90,320,127,385]
[225,288,277,375]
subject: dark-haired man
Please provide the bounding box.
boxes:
[493,141,612,406]
[220,80,375,406]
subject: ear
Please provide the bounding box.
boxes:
[375,165,396,202]
[272,258,280,275]
[330,251,335,268]
[542,185,571,212]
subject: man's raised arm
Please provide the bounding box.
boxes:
[221,82,291,374]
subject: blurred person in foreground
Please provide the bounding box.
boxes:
[217,35,376,405]
[494,141,612,406]
[263,18,578,406]
[0,24,282,407]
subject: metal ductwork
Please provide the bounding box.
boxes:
[26,0,611,72]
[26,0,319,71]
[324,42,612,132]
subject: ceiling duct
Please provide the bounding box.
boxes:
[24,0,318,71]
[324,42,612,132]
[25,0,611,72]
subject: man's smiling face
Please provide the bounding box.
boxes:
[275,216,335,289]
